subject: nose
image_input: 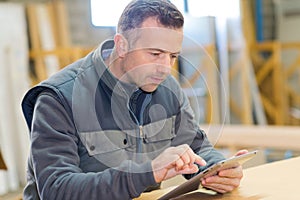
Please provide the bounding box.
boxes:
[157,55,172,74]
[157,65,171,75]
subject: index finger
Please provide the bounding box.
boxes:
[194,155,207,167]
[182,146,207,167]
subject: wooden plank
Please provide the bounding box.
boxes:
[27,1,74,83]
[203,45,220,124]
[241,57,254,124]
[247,55,267,125]
[229,50,253,124]
[29,47,93,64]
[36,3,59,76]
[251,41,290,124]
[255,53,275,84]
[260,94,276,117]
[272,43,289,125]
[284,54,300,77]
[54,0,71,47]
[240,0,266,130]
[51,0,72,67]
[26,4,47,84]
[201,124,300,151]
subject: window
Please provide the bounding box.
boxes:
[90,0,131,27]
[90,0,240,27]
[90,0,186,27]
[188,0,240,18]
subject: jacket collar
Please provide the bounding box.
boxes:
[92,39,139,99]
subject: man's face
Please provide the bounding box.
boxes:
[119,17,183,92]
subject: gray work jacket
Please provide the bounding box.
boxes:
[21,40,224,200]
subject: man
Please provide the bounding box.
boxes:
[22,0,247,199]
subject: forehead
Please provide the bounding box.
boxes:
[125,27,184,53]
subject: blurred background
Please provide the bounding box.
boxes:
[0,0,299,198]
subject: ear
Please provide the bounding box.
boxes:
[114,34,128,58]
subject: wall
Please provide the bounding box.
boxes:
[5,0,116,47]
[63,0,115,47]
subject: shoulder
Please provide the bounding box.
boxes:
[21,52,96,130]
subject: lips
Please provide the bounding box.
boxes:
[149,76,164,84]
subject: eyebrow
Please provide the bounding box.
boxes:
[147,48,181,55]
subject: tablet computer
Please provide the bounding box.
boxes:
[158,150,258,200]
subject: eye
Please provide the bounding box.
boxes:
[150,52,161,57]
[171,54,179,59]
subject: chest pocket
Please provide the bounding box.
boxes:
[142,115,176,157]
[78,116,176,165]
[79,130,135,167]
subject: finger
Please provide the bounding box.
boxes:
[179,152,191,166]
[235,149,248,156]
[171,145,206,169]
[175,157,185,171]
[202,176,241,189]
[184,147,206,167]
[181,146,207,166]
[175,144,206,167]
[177,163,199,174]
[202,181,236,193]
[186,148,200,166]
[194,155,207,166]
[205,176,241,186]
[202,178,237,193]
[218,166,243,178]
[203,185,228,194]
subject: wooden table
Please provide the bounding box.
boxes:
[136,156,300,200]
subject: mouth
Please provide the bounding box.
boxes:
[149,76,165,84]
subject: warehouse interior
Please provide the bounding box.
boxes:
[0,0,300,199]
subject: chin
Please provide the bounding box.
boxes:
[140,84,159,93]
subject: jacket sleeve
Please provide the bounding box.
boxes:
[171,86,225,179]
[29,92,156,200]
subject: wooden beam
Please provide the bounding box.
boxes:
[201,124,300,151]
[29,47,92,58]
[26,4,48,84]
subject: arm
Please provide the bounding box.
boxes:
[30,92,156,200]
[171,86,246,193]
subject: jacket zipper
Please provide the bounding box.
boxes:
[127,91,152,156]
[139,125,143,139]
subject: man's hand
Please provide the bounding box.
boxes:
[201,149,249,193]
[151,144,207,183]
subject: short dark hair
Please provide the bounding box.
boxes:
[117,0,184,33]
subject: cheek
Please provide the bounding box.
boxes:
[125,53,153,75]
[131,67,150,81]
[124,53,143,70]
